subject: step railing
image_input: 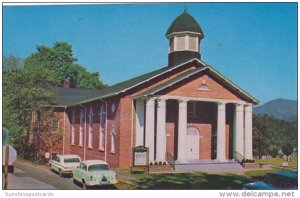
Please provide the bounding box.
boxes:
[235,151,245,164]
[166,152,175,171]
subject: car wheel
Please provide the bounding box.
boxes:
[82,180,88,190]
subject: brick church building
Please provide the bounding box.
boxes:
[44,10,259,169]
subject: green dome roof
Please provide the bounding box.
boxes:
[166,12,204,39]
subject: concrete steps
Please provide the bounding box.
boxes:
[173,160,244,172]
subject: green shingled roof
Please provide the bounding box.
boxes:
[52,58,259,107]
[52,87,103,107]
[166,11,204,38]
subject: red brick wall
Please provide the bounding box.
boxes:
[118,97,134,168]
[58,61,242,168]
[106,97,121,168]
[158,73,243,101]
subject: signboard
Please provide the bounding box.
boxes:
[131,146,149,173]
[134,151,147,166]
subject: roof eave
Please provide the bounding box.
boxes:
[206,66,260,105]
[75,58,205,105]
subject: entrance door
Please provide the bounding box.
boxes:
[186,127,200,160]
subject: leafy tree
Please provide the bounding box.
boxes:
[3,55,55,157]
[282,143,293,157]
[267,146,278,158]
[24,42,106,89]
[253,114,297,159]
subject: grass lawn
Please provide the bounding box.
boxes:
[256,157,297,167]
[123,167,291,189]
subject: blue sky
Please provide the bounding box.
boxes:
[3,3,297,104]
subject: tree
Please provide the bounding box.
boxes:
[24,42,106,89]
[3,55,55,157]
[268,146,278,158]
[282,143,293,159]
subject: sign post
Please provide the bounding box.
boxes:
[131,146,149,173]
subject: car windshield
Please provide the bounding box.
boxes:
[64,158,80,163]
[88,164,110,171]
[263,174,297,187]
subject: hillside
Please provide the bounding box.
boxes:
[254,99,297,122]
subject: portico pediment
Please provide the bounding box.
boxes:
[134,65,259,104]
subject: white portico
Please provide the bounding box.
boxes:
[134,95,253,164]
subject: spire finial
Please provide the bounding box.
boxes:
[184,5,187,13]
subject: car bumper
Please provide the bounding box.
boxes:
[87,179,118,186]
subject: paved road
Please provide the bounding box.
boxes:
[3,167,56,190]
[12,160,81,190]
[4,160,133,190]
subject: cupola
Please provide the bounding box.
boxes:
[166,10,204,66]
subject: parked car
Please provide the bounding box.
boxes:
[49,154,81,176]
[243,172,298,190]
[72,160,118,189]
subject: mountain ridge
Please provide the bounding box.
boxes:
[253,98,297,122]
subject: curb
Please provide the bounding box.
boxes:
[118,178,140,188]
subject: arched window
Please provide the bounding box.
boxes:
[71,110,75,145]
[110,128,116,153]
[79,109,84,146]
[88,107,93,149]
[99,104,106,150]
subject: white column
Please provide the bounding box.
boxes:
[156,99,166,162]
[135,100,145,147]
[217,102,226,162]
[234,104,244,157]
[177,99,187,162]
[145,98,155,162]
[244,104,253,159]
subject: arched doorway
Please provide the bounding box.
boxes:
[186,126,200,160]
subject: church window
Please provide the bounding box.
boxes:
[79,109,84,146]
[88,107,93,149]
[187,101,197,118]
[110,128,116,153]
[71,110,75,145]
[99,104,106,150]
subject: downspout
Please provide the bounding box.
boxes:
[84,105,87,160]
[63,107,66,155]
[131,100,134,150]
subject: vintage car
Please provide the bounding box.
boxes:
[72,160,118,189]
[49,154,81,176]
[243,172,298,190]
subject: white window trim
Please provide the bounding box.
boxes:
[79,109,84,147]
[71,110,75,145]
[88,107,93,149]
[172,35,199,52]
[98,105,106,151]
[110,128,116,154]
